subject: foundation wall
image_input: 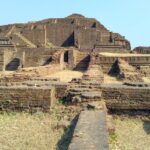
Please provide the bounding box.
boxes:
[92,54,150,73]
[0,51,4,71]
[3,48,67,70]
[101,85,150,109]
[0,86,56,110]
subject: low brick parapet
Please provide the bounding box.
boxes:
[101,84,150,109]
[0,86,56,111]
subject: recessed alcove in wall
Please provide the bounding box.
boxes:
[64,51,69,63]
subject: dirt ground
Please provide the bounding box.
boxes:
[104,74,122,84]
[47,70,123,84]
[143,77,150,83]
[48,70,83,82]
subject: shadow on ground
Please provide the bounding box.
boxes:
[57,114,79,150]
[143,121,150,134]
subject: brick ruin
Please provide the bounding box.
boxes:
[134,46,150,54]
[0,14,150,149]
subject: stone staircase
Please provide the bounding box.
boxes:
[67,80,102,104]
[67,65,104,104]
[67,65,110,150]
[14,32,37,48]
[5,26,16,37]
[5,25,37,48]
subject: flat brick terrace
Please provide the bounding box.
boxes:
[0,76,69,99]
[69,110,109,150]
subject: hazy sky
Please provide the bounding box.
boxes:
[0,0,150,48]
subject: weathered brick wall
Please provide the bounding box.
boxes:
[140,66,150,77]
[0,15,131,51]
[93,47,129,53]
[0,76,68,100]
[68,49,75,69]
[4,49,16,70]
[0,86,56,110]
[96,55,150,65]
[74,28,100,50]
[21,25,45,47]
[0,64,63,82]
[3,48,68,70]
[0,50,4,71]
[133,47,150,54]
[21,48,61,67]
[67,49,90,70]
[46,23,74,47]
[24,49,51,67]
[91,54,150,73]
[0,48,15,71]
[101,85,150,109]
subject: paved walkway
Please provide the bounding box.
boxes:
[69,110,109,150]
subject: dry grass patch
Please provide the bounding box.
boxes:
[0,105,80,150]
[109,115,150,150]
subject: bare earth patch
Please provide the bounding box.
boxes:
[104,74,122,84]
[48,70,83,82]
[143,77,150,83]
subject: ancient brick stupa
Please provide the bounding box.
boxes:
[0,13,149,150]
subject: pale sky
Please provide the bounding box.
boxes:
[0,0,150,48]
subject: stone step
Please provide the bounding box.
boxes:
[74,67,88,71]
[69,88,91,93]
[14,32,37,48]
[69,82,101,90]
[75,61,89,65]
[69,110,109,150]
[81,91,102,99]
[76,58,90,62]
[67,89,102,103]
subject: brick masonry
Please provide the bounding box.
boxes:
[0,14,130,51]
[91,53,150,73]
[0,86,56,111]
[101,84,150,109]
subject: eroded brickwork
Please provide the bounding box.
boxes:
[101,84,150,109]
[0,86,55,111]
[0,14,149,112]
[0,14,130,51]
[91,52,150,73]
